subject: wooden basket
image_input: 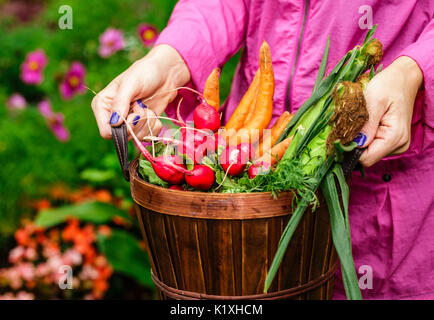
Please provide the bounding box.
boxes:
[129,158,337,300]
[109,124,362,300]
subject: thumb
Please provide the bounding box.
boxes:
[109,82,135,127]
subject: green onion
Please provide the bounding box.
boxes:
[264,25,383,300]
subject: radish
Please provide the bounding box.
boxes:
[185,165,216,191]
[205,133,226,155]
[219,145,247,176]
[193,101,221,132]
[176,94,220,133]
[169,185,184,191]
[122,120,188,185]
[237,142,254,163]
[248,161,271,179]
[179,128,210,163]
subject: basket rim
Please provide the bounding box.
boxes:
[129,158,299,219]
[130,156,290,197]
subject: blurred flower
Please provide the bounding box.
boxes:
[20,49,47,85]
[98,27,125,58]
[16,291,35,300]
[32,198,51,211]
[16,263,35,282]
[97,225,111,237]
[137,23,158,47]
[24,247,38,261]
[6,93,27,110]
[38,99,70,142]
[62,249,82,266]
[61,219,80,242]
[37,99,53,118]
[93,189,112,203]
[9,246,25,264]
[59,62,86,100]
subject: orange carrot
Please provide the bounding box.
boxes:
[256,111,293,157]
[225,69,260,131]
[204,68,220,110]
[235,41,274,145]
[243,87,259,126]
[258,136,293,166]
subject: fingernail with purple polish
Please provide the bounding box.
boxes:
[133,115,140,126]
[109,111,120,125]
[353,133,367,147]
[137,99,147,109]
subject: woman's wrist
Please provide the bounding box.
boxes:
[147,44,191,88]
[393,56,423,93]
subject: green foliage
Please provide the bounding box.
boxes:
[0,0,241,240]
[34,201,134,228]
[97,229,153,288]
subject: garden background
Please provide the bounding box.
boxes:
[0,0,240,299]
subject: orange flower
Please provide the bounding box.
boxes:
[49,184,69,199]
[92,278,109,299]
[15,229,30,247]
[32,199,51,211]
[93,190,112,203]
[61,219,80,242]
[97,225,111,237]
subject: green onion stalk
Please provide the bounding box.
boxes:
[264,26,383,300]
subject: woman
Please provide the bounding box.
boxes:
[92,0,433,299]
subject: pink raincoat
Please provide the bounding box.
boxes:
[155,0,434,299]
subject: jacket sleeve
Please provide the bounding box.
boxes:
[155,0,248,90]
[398,19,434,116]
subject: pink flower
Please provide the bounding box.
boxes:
[37,99,70,142]
[16,291,35,300]
[20,49,47,85]
[98,28,125,58]
[0,293,15,300]
[137,23,159,47]
[16,262,34,281]
[35,263,50,277]
[37,99,53,118]
[59,62,86,100]
[24,247,38,261]
[6,268,22,290]
[62,249,82,266]
[6,93,27,110]
[8,246,25,264]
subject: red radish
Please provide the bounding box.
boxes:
[169,185,184,191]
[237,142,254,163]
[185,165,215,191]
[127,124,188,185]
[205,133,226,155]
[248,161,271,179]
[193,101,221,132]
[149,155,187,185]
[219,145,247,176]
[178,128,210,163]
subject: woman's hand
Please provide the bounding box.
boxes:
[91,44,190,140]
[358,56,423,167]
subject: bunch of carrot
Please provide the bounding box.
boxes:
[136,40,294,191]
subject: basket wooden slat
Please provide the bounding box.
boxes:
[130,158,337,300]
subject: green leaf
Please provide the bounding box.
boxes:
[320,169,362,300]
[35,201,134,228]
[97,229,154,288]
[138,159,169,187]
[313,36,330,93]
[80,168,117,183]
[264,157,334,292]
